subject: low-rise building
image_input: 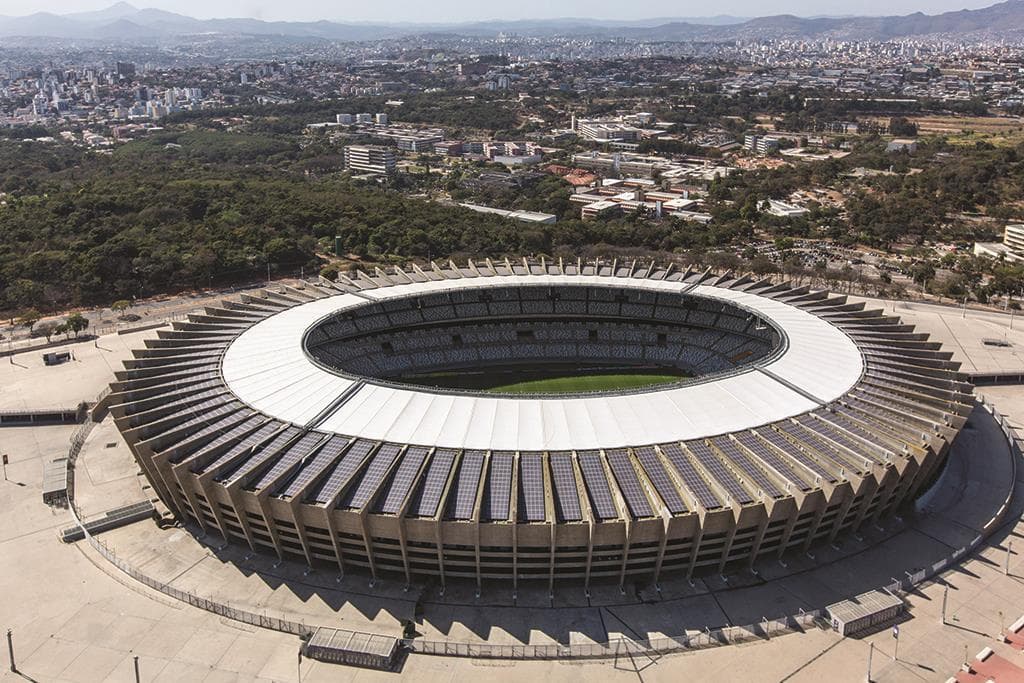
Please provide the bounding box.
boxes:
[974,224,1024,262]
[761,199,810,218]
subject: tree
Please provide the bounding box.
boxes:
[319,264,340,281]
[4,278,42,311]
[888,117,918,137]
[35,320,60,342]
[65,312,89,338]
[111,300,131,319]
[18,308,41,332]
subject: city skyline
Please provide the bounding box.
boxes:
[0,0,1005,25]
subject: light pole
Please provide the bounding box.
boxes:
[133,655,140,683]
[941,585,948,625]
[866,641,874,682]
[1007,540,1014,576]
[7,629,15,672]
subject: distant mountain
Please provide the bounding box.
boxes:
[1,1,1024,42]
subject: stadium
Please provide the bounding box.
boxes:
[107,258,973,593]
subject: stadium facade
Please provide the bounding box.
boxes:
[108,259,972,592]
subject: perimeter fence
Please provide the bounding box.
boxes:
[408,610,822,659]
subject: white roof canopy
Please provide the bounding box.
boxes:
[221,275,863,451]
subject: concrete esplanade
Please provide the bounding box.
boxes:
[106,258,973,593]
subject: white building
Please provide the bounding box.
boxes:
[974,224,1024,262]
[343,145,396,175]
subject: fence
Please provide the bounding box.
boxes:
[408,611,821,659]
[91,311,190,337]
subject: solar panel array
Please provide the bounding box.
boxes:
[734,431,809,491]
[301,437,362,503]
[800,416,880,467]
[181,415,267,471]
[248,430,321,492]
[605,449,653,519]
[793,418,869,472]
[776,422,851,476]
[195,420,281,475]
[341,443,401,510]
[483,452,514,521]
[409,448,457,518]
[166,411,254,464]
[711,437,783,498]
[149,396,236,436]
[659,443,721,510]
[755,427,836,483]
[448,450,485,520]
[518,452,546,522]
[821,412,899,456]
[376,446,429,514]
[685,441,754,505]
[835,404,916,443]
[577,450,618,520]
[634,447,687,514]
[548,452,582,521]
[220,425,301,485]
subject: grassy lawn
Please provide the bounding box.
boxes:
[486,372,682,394]
[400,365,689,394]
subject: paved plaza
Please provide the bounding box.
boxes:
[0,297,1022,682]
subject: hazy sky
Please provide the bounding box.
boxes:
[0,0,1003,23]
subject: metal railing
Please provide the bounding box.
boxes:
[407,611,821,659]
[91,311,191,337]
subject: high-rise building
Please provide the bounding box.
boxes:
[343,145,396,175]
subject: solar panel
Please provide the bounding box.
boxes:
[181,415,267,471]
[166,411,254,464]
[448,450,485,520]
[144,395,234,435]
[220,425,302,485]
[734,432,810,491]
[778,421,858,473]
[685,441,754,505]
[711,437,783,499]
[577,450,618,520]
[376,446,430,514]
[794,417,872,471]
[246,430,321,492]
[756,427,837,483]
[659,443,721,510]
[195,420,282,475]
[340,444,401,510]
[837,402,920,441]
[518,452,546,522]
[852,388,944,425]
[820,412,900,457]
[482,452,514,521]
[605,449,653,519]
[634,447,687,514]
[409,448,457,518]
[548,452,582,522]
[291,437,363,503]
